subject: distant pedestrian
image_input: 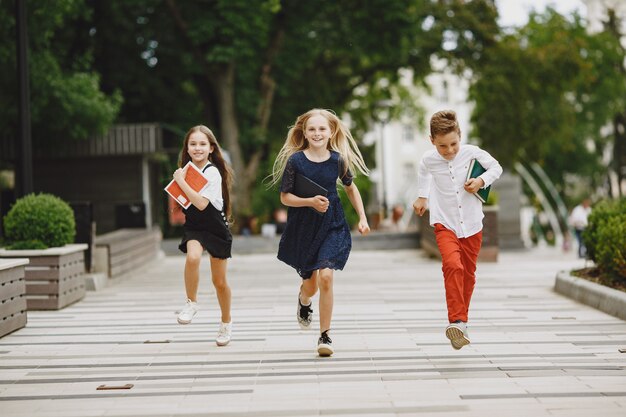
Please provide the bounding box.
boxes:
[273,208,288,235]
[412,110,502,350]
[271,108,370,356]
[569,198,592,258]
[378,204,405,232]
[172,125,234,346]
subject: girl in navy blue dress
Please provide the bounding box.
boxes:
[172,125,234,346]
[271,109,370,356]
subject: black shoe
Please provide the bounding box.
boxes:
[297,293,313,329]
[317,330,333,357]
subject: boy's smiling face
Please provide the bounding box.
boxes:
[431,131,460,161]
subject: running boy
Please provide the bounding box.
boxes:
[413,110,502,350]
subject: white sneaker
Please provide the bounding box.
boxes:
[445,321,470,350]
[216,321,232,346]
[177,299,198,324]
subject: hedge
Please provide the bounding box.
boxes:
[584,198,626,280]
[3,193,76,249]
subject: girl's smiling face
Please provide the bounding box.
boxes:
[187,131,213,164]
[431,131,460,161]
[304,114,332,149]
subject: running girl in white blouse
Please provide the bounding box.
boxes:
[172,125,234,346]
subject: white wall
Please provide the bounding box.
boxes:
[369,59,474,220]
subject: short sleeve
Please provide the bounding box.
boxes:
[280,157,296,193]
[199,166,224,211]
[338,156,353,186]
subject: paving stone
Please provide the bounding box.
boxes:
[0,246,624,416]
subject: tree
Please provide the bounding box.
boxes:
[469,8,626,198]
[85,0,500,220]
[0,0,121,150]
[603,9,626,198]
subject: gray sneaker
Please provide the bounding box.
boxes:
[445,321,470,350]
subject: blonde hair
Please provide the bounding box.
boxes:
[179,125,234,217]
[429,110,461,138]
[270,109,369,187]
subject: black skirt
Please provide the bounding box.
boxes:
[179,203,232,259]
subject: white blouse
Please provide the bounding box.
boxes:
[417,144,502,238]
[199,164,224,212]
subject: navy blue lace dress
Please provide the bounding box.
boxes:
[277,151,353,279]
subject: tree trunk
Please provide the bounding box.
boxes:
[211,64,254,215]
[166,0,286,220]
[613,112,625,198]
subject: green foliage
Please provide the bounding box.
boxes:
[7,240,48,250]
[470,9,626,197]
[485,190,498,206]
[584,198,626,279]
[3,193,76,249]
[82,0,500,215]
[339,176,373,229]
[0,0,121,145]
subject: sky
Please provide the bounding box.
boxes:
[496,0,586,27]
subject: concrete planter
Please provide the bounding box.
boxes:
[555,271,626,321]
[0,244,87,310]
[0,259,29,337]
[418,206,499,262]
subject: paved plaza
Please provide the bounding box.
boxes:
[1,244,625,416]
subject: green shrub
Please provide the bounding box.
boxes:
[3,193,76,249]
[584,198,626,279]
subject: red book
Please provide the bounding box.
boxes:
[164,162,209,209]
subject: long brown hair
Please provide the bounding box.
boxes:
[179,125,234,217]
[270,109,369,187]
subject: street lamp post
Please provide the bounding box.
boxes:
[16,0,33,197]
[379,120,388,218]
[375,100,393,220]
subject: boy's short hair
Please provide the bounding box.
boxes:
[430,110,461,138]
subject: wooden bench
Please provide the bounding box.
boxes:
[94,228,162,278]
[0,259,28,337]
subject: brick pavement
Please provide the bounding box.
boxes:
[1,246,624,416]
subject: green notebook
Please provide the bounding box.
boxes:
[466,159,490,203]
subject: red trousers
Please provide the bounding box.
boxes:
[434,223,483,323]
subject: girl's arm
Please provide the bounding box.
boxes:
[173,167,210,211]
[343,183,370,235]
[280,192,329,213]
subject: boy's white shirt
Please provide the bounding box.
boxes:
[417,144,502,238]
[198,163,224,211]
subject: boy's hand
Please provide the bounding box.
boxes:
[464,177,485,194]
[311,195,329,213]
[412,197,427,216]
[357,219,370,236]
